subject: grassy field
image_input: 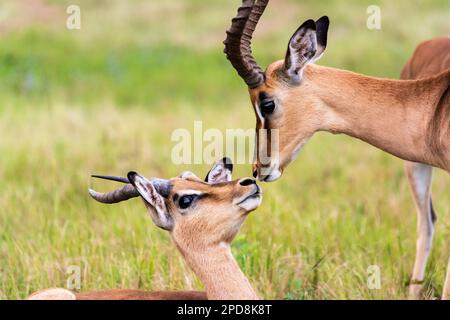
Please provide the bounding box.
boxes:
[0,0,449,300]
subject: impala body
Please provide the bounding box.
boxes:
[224,0,449,299]
[401,37,450,299]
[29,158,262,300]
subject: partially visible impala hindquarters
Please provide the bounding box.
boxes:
[252,17,329,182]
[400,37,450,81]
[401,37,450,170]
[405,162,436,299]
[426,78,450,169]
[27,289,207,300]
[27,288,76,300]
[75,290,207,300]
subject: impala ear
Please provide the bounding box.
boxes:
[284,16,329,84]
[205,157,233,184]
[314,16,330,59]
[127,172,173,231]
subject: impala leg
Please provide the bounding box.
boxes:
[405,162,436,300]
[443,259,450,300]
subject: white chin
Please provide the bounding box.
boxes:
[258,170,282,182]
[238,196,262,211]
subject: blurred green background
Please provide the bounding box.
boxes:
[0,0,449,299]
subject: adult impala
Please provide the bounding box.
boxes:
[401,37,450,299]
[29,158,262,300]
[223,0,449,299]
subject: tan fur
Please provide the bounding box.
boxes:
[251,61,450,174]
[29,172,261,300]
[27,288,76,300]
[401,37,450,164]
[399,37,450,300]
[250,37,450,300]
[401,37,450,80]
[27,288,206,300]
[76,290,207,300]
[166,177,260,300]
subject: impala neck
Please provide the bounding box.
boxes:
[176,242,259,300]
[307,65,449,168]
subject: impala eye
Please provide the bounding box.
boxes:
[260,100,275,117]
[178,195,196,209]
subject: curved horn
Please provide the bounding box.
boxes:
[89,173,171,204]
[88,184,139,204]
[223,0,269,88]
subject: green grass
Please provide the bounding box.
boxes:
[0,0,449,300]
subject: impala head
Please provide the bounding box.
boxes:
[88,158,262,250]
[224,0,330,181]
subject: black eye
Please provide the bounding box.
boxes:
[178,195,196,209]
[260,100,275,117]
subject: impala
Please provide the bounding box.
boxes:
[223,0,449,299]
[29,158,262,300]
[401,37,450,299]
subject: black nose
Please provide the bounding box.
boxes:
[240,178,256,186]
[252,170,257,178]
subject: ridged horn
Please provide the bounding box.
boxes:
[88,184,139,204]
[88,174,171,204]
[223,0,269,88]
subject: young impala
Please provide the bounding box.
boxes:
[223,0,449,299]
[29,158,262,300]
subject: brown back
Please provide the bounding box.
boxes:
[401,37,450,162]
[401,37,450,80]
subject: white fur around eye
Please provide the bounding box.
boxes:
[177,190,203,197]
[254,100,265,123]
